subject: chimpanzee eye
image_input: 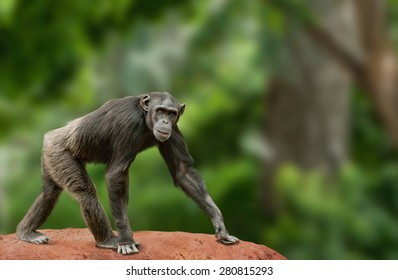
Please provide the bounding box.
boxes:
[156,108,164,116]
[169,112,177,118]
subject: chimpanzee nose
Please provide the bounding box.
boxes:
[163,119,169,124]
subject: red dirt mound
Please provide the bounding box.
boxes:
[0,228,286,260]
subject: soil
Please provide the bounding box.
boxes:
[0,228,286,260]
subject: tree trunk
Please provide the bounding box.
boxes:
[262,0,359,215]
[355,0,398,149]
[287,0,398,150]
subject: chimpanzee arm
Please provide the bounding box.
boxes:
[105,160,139,254]
[158,127,238,244]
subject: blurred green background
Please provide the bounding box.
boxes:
[1,0,398,259]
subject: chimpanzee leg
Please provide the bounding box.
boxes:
[175,167,239,244]
[46,149,116,247]
[16,163,62,244]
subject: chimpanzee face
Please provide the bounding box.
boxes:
[140,92,185,142]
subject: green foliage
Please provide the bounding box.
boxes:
[267,164,398,259]
[0,0,190,102]
[268,0,318,26]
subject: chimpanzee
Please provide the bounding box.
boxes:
[16,92,238,254]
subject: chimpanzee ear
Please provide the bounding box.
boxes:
[140,95,150,111]
[179,103,186,116]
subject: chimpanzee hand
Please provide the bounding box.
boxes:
[117,243,139,254]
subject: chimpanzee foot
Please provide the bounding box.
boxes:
[17,230,49,244]
[217,234,239,245]
[96,235,119,249]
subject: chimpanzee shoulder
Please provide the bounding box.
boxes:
[67,96,155,163]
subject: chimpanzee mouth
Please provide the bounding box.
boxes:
[155,129,171,142]
[157,130,170,136]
